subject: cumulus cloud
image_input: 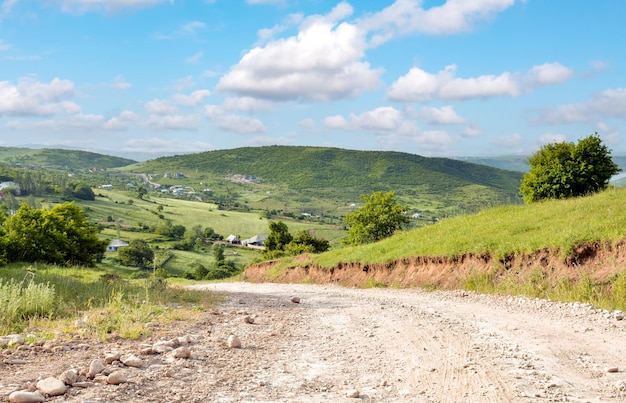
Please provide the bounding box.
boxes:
[298,118,315,129]
[388,62,572,102]
[217,2,382,101]
[535,87,626,124]
[204,105,266,134]
[323,105,455,152]
[462,126,481,137]
[419,105,465,125]
[222,96,272,113]
[104,110,139,130]
[6,113,105,131]
[173,90,211,106]
[145,99,177,115]
[537,132,567,145]
[143,114,200,131]
[0,77,75,116]
[359,0,516,46]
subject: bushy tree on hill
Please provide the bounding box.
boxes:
[263,221,330,258]
[0,202,107,266]
[344,191,409,245]
[520,134,621,203]
[118,239,154,268]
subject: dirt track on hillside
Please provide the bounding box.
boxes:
[3,282,626,402]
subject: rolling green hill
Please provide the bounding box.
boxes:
[0,147,136,170]
[124,146,524,217]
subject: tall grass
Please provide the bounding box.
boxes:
[0,274,56,332]
[0,264,220,338]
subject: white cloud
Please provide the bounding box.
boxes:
[203,104,266,134]
[173,90,211,106]
[54,0,170,14]
[6,113,105,131]
[104,110,139,130]
[536,87,626,124]
[217,3,382,101]
[323,115,349,129]
[359,0,516,46]
[388,62,572,102]
[222,96,272,113]
[524,62,572,87]
[185,51,203,64]
[420,105,465,125]
[462,126,481,137]
[145,99,177,115]
[181,21,207,34]
[144,114,199,131]
[0,77,75,116]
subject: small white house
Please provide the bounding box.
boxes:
[107,239,129,252]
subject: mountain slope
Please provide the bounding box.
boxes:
[0,147,136,170]
[126,146,523,214]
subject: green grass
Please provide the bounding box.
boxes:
[309,188,626,268]
[0,263,221,338]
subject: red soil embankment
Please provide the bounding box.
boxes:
[243,241,626,289]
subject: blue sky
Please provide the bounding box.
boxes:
[1,0,625,160]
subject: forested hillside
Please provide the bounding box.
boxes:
[0,147,135,170]
[126,146,524,215]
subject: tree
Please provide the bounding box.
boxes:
[118,239,154,268]
[520,134,621,203]
[344,191,409,245]
[1,202,107,266]
[73,184,95,201]
[264,221,293,254]
[286,230,330,255]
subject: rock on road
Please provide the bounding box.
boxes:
[193,282,626,402]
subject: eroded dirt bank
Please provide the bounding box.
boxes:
[243,241,626,290]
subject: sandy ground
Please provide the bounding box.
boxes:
[3,282,626,402]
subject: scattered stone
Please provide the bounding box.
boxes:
[120,353,144,368]
[153,344,174,354]
[227,335,242,348]
[615,311,624,321]
[177,335,193,345]
[606,367,619,373]
[59,369,78,386]
[107,372,128,385]
[88,359,106,378]
[8,390,45,403]
[243,315,255,324]
[173,346,192,359]
[616,380,626,390]
[346,389,360,398]
[72,382,95,388]
[36,377,67,396]
[104,352,122,364]
[7,334,24,347]
[291,297,301,304]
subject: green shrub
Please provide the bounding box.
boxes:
[0,275,56,333]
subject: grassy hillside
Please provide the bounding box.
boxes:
[275,187,626,268]
[0,147,135,170]
[123,146,524,217]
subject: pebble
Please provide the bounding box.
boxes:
[121,354,144,368]
[104,352,122,364]
[243,315,255,324]
[227,335,242,348]
[59,369,78,386]
[346,389,360,398]
[606,367,619,373]
[88,359,106,378]
[107,372,128,385]
[8,391,45,403]
[291,297,301,304]
[36,377,67,396]
[173,346,192,359]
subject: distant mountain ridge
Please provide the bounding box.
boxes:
[0,147,136,170]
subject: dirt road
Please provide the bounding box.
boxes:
[3,282,626,402]
[194,282,626,402]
